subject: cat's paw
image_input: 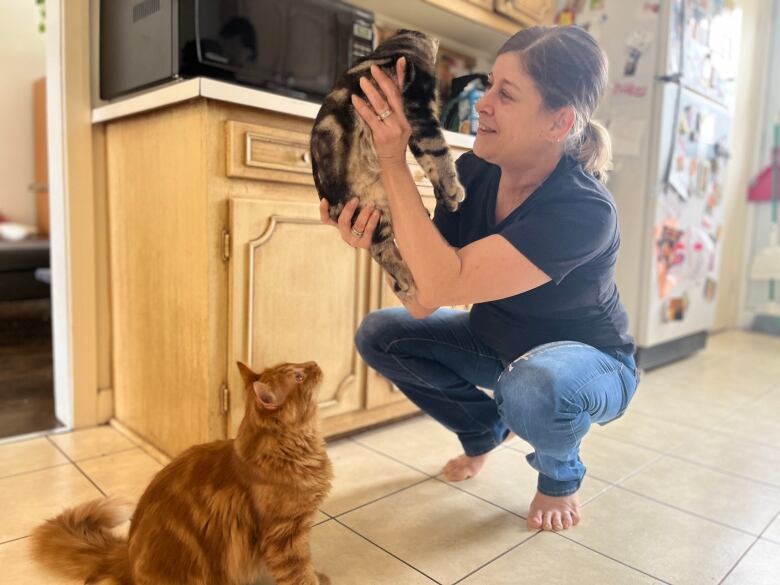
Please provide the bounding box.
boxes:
[316,572,332,585]
[435,182,466,213]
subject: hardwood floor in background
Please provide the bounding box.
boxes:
[0,299,59,438]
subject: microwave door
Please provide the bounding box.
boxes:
[284,1,337,97]
[195,0,285,86]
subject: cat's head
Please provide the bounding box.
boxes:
[236,360,323,425]
[375,29,439,76]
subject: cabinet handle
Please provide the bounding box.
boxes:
[301,151,312,164]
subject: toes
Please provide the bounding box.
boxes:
[562,511,573,530]
[551,511,563,531]
[571,509,582,526]
[527,511,543,530]
[542,511,554,531]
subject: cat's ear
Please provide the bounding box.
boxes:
[401,56,416,94]
[236,361,257,387]
[252,381,281,411]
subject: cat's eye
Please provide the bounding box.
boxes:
[295,372,305,383]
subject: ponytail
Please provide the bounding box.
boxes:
[569,119,612,184]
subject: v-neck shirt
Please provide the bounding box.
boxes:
[433,151,634,362]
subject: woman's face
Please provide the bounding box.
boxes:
[473,53,564,168]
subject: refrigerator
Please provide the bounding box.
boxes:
[578,0,742,369]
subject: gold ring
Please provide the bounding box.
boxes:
[350,227,364,238]
[377,108,393,121]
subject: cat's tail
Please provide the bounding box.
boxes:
[31,497,134,584]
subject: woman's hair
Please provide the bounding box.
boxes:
[498,26,613,183]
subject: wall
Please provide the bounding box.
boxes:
[741,0,780,323]
[0,0,46,226]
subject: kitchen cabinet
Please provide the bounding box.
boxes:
[105,98,468,455]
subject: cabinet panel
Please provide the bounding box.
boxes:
[228,197,369,436]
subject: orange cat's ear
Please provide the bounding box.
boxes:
[236,361,257,387]
[252,381,280,411]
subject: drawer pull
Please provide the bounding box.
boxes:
[301,151,312,164]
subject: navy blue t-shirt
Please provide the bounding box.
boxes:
[433,151,634,363]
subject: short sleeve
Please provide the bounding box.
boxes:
[500,196,615,284]
[433,202,460,247]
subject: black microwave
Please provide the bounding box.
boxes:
[100,0,375,101]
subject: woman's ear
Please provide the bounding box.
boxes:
[549,106,576,142]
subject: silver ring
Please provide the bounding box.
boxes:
[350,227,364,238]
[377,108,393,121]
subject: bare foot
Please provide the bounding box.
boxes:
[441,453,490,481]
[442,432,516,481]
[527,490,581,531]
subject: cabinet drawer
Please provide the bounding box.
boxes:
[495,0,555,25]
[226,120,469,199]
[464,0,494,9]
[226,121,314,185]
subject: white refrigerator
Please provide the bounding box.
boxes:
[579,0,741,369]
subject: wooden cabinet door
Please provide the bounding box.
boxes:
[227,197,370,436]
[495,0,555,25]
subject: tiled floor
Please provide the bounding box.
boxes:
[2,330,780,584]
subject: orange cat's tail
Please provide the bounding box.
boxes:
[31,497,133,583]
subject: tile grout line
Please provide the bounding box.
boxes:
[44,435,107,498]
[330,516,443,585]
[330,476,432,520]
[0,461,72,482]
[610,483,771,539]
[556,532,673,584]
[717,508,780,585]
[0,534,31,547]
[663,451,780,490]
[449,531,544,585]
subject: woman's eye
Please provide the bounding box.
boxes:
[295,373,304,382]
[500,90,511,100]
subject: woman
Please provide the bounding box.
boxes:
[319,26,639,533]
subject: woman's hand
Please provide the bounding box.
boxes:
[319,197,381,250]
[351,58,411,167]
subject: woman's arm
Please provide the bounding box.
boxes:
[318,197,437,319]
[351,62,551,308]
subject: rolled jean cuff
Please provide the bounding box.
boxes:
[537,474,582,497]
[459,430,502,457]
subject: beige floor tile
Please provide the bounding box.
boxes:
[310,520,436,584]
[0,438,68,479]
[622,456,780,535]
[0,465,102,543]
[77,448,163,504]
[628,383,734,428]
[322,439,428,516]
[48,425,136,461]
[673,431,780,488]
[763,514,780,543]
[567,488,754,585]
[312,510,330,525]
[350,415,466,475]
[0,536,81,585]
[460,531,661,584]
[719,392,780,449]
[722,539,780,585]
[339,478,532,584]
[443,447,611,517]
[577,432,661,484]
[591,408,694,452]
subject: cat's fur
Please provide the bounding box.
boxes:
[31,361,333,585]
[311,29,465,300]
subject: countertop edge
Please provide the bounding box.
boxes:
[91,77,475,149]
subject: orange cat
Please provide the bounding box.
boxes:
[32,361,333,585]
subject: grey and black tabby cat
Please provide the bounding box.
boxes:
[310,30,465,300]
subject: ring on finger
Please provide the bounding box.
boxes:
[377,108,393,121]
[350,227,365,238]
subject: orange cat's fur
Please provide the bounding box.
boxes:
[31,361,333,585]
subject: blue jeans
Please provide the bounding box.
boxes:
[355,308,640,497]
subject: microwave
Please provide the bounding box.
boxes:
[100,0,375,101]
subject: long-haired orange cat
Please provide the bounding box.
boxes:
[32,361,333,585]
